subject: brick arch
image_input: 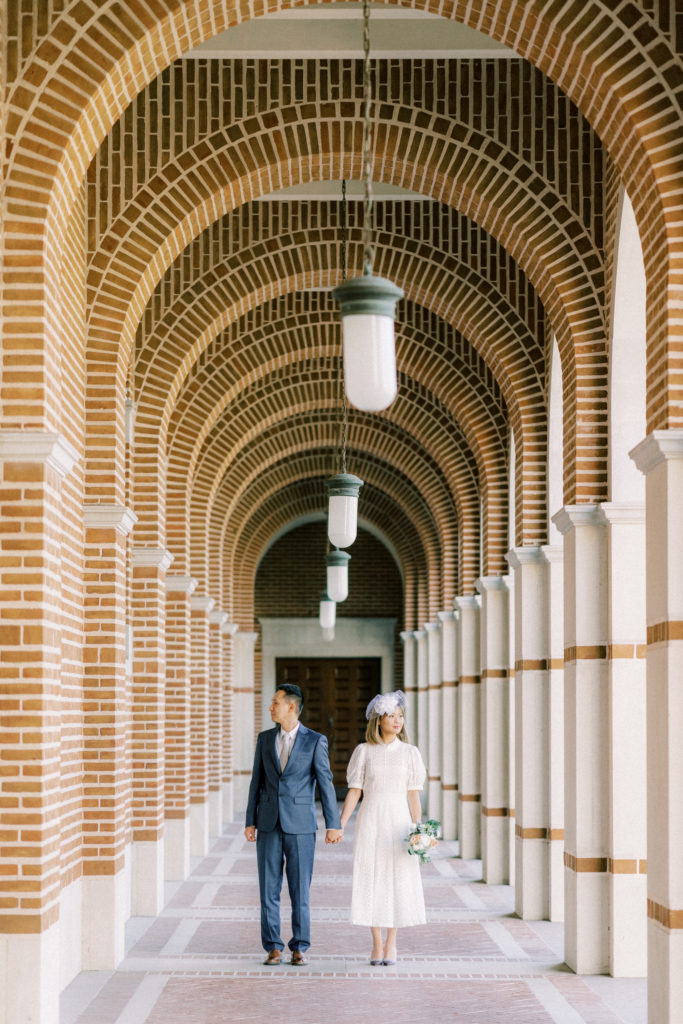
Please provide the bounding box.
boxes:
[5,2,680,447]
[90,114,595,497]
[232,480,429,630]
[162,326,505,577]
[177,406,467,606]
[219,461,439,628]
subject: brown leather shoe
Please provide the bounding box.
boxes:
[290,950,308,966]
[263,949,282,965]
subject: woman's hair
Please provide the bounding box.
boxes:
[365,711,410,745]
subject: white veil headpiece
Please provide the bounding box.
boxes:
[365,689,407,720]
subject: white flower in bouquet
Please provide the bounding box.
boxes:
[404,819,440,865]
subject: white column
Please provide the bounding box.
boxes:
[543,545,565,923]
[476,577,511,884]
[208,609,227,838]
[400,631,417,739]
[506,547,549,921]
[438,610,458,840]
[505,573,516,879]
[424,621,442,819]
[594,503,647,977]
[414,629,429,776]
[233,630,257,813]
[553,507,609,974]
[631,432,683,1019]
[456,596,481,859]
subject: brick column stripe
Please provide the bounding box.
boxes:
[648,900,683,929]
[428,775,442,782]
[442,784,458,791]
[647,621,683,644]
[458,794,481,802]
[564,645,607,661]
[482,806,510,817]
[607,643,646,658]
[515,658,563,671]
[607,859,647,874]
[516,826,548,839]
[441,680,457,688]
[481,668,510,678]
[233,687,254,694]
[564,853,608,873]
[459,675,481,684]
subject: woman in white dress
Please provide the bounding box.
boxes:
[339,690,427,965]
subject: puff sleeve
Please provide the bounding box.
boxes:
[407,745,426,791]
[346,744,366,789]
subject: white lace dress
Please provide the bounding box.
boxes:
[346,739,427,928]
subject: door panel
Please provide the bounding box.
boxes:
[275,657,380,796]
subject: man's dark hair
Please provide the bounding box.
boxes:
[278,683,304,715]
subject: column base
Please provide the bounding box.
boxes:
[648,921,683,1022]
[564,867,609,974]
[190,800,210,857]
[0,921,61,1024]
[131,837,165,916]
[610,873,646,977]
[59,874,83,989]
[548,836,564,922]
[440,790,457,841]
[81,865,129,969]
[515,837,547,919]
[209,789,223,838]
[481,815,509,884]
[233,774,250,814]
[165,816,191,881]
[457,799,481,860]
[222,781,234,825]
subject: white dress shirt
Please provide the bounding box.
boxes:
[276,721,300,769]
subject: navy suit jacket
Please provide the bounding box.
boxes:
[245,724,341,834]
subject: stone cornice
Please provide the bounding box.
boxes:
[221,621,239,635]
[83,503,138,536]
[131,546,174,570]
[423,621,440,633]
[413,629,427,641]
[165,575,198,595]
[630,430,683,474]
[595,502,645,526]
[437,610,457,624]
[506,545,545,568]
[209,610,228,627]
[400,630,416,643]
[0,430,80,478]
[455,595,480,611]
[191,596,216,613]
[551,505,601,535]
[475,575,508,594]
[540,545,564,563]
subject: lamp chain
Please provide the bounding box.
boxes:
[362,0,374,277]
[338,179,348,474]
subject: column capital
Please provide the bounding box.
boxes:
[132,546,174,570]
[455,595,480,610]
[209,610,228,627]
[475,575,508,593]
[165,574,198,594]
[236,630,258,648]
[83,503,138,536]
[551,504,602,535]
[630,429,683,474]
[221,621,239,636]
[413,629,426,641]
[595,502,645,526]
[423,621,440,633]
[191,595,215,613]
[0,429,80,478]
[506,545,545,568]
[437,610,457,624]
[400,630,416,643]
[540,544,564,563]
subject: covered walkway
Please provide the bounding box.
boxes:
[61,818,645,1024]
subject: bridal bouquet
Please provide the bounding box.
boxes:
[405,819,440,864]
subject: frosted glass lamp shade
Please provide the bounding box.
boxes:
[319,592,336,629]
[325,472,363,548]
[333,274,404,412]
[326,549,350,602]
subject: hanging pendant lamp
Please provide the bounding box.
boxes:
[332,0,403,413]
[319,591,336,630]
[326,547,351,602]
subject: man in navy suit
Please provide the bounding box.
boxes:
[245,683,343,965]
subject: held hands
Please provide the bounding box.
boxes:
[325,828,343,845]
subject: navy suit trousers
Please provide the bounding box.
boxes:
[256,826,316,952]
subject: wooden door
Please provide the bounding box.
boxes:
[276,657,380,796]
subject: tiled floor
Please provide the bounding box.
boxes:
[61,819,647,1024]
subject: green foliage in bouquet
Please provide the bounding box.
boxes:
[404,819,441,864]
